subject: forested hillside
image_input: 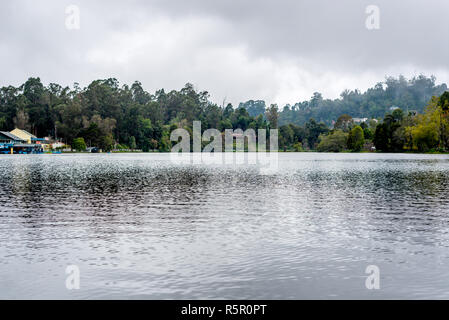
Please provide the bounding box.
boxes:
[0,78,271,151]
[276,75,447,126]
[0,75,447,152]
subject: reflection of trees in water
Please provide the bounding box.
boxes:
[5,156,449,250]
[3,156,52,248]
[7,161,223,242]
[10,156,47,212]
[348,167,449,244]
[10,156,31,195]
[282,164,449,247]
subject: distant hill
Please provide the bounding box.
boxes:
[239,75,448,126]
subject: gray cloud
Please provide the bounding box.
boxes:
[1,0,448,106]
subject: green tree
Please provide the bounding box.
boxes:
[373,123,388,151]
[239,100,266,117]
[363,127,373,140]
[129,136,136,150]
[347,125,365,151]
[293,142,303,152]
[373,113,404,152]
[334,114,353,131]
[392,108,404,122]
[0,116,6,130]
[408,98,441,152]
[279,124,295,151]
[438,91,449,112]
[266,104,279,129]
[317,130,348,152]
[100,134,115,152]
[305,118,329,150]
[72,137,87,151]
[218,119,233,131]
[437,92,449,149]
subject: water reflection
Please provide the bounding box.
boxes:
[1,153,449,299]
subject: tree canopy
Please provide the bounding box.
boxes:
[1,76,447,153]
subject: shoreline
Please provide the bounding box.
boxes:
[15,150,449,155]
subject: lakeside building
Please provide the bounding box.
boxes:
[353,118,369,124]
[0,131,25,144]
[390,105,400,111]
[0,129,44,154]
[50,141,65,149]
[10,128,47,144]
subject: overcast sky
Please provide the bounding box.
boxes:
[1,0,449,106]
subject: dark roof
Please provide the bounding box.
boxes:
[0,131,25,141]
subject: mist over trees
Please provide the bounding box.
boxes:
[277,75,447,126]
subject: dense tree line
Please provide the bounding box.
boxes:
[277,75,447,126]
[0,78,277,151]
[314,92,449,153]
[1,76,448,153]
[373,92,449,152]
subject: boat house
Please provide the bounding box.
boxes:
[10,128,40,144]
[0,131,25,144]
[0,129,44,154]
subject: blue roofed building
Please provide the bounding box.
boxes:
[0,130,44,154]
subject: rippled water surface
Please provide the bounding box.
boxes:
[2,153,449,299]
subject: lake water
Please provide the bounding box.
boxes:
[1,153,449,299]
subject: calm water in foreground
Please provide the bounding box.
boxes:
[1,153,449,299]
